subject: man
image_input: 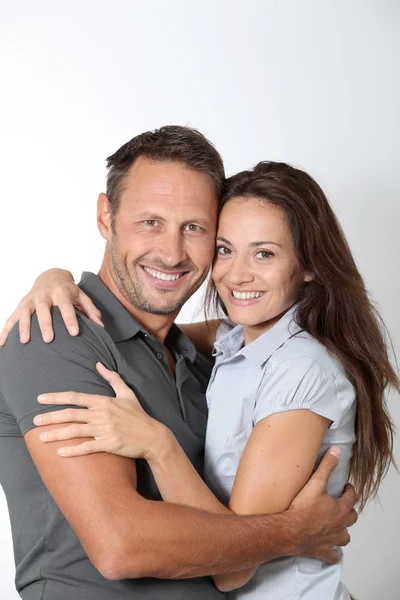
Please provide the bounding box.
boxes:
[0,126,356,599]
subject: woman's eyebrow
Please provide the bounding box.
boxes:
[248,241,283,248]
[216,236,232,245]
[217,236,283,248]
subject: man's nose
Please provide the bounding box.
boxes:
[159,231,187,267]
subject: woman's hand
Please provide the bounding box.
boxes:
[0,268,104,346]
[33,362,168,460]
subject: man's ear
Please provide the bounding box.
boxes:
[97,193,113,240]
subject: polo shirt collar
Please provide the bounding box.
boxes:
[214,304,303,368]
[166,323,197,363]
[79,272,144,343]
[78,272,198,362]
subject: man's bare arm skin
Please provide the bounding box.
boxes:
[24,424,298,581]
[25,422,356,582]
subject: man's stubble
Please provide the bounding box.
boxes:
[110,235,207,316]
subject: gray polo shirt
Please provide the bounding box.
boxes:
[0,272,224,600]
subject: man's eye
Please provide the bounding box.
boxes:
[185,224,201,232]
[256,250,274,259]
[144,220,160,227]
[216,246,232,256]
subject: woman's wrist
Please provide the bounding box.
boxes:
[146,423,177,466]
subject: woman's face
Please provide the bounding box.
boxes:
[212,197,307,342]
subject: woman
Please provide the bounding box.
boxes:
[2,162,397,599]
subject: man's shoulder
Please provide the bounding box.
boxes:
[0,308,118,435]
[0,307,116,366]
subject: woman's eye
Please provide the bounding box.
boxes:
[144,220,160,227]
[185,224,201,232]
[256,250,273,259]
[216,246,232,256]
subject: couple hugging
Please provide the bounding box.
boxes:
[0,125,396,600]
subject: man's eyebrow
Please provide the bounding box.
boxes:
[217,237,283,248]
[183,217,211,227]
[135,212,165,221]
[135,213,212,227]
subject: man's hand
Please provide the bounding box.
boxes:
[288,447,358,563]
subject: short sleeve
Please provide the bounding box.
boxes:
[0,308,118,435]
[253,357,344,429]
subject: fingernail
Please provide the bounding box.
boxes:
[34,415,42,424]
[21,334,28,343]
[39,432,47,441]
[69,326,78,335]
[37,395,46,402]
[329,446,341,459]
[57,448,66,456]
[43,332,52,343]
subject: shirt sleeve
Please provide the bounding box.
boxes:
[253,356,344,429]
[0,308,118,436]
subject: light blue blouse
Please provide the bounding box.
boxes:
[204,305,356,600]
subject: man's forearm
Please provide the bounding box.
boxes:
[109,497,296,580]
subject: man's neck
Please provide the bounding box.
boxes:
[97,265,177,344]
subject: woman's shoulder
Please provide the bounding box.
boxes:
[269,329,345,381]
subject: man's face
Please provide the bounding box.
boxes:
[107,157,218,315]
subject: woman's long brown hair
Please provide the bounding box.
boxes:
[206,161,398,509]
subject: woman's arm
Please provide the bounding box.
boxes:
[0,269,220,354]
[32,366,348,590]
[179,320,222,355]
[148,430,260,590]
[212,410,330,590]
[0,268,103,345]
[148,409,330,592]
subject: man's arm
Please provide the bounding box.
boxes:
[24,424,293,580]
[0,312,356,581]
[24,424,354,580]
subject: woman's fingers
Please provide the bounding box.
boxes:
[57,440,107,457]
[39,423,94,442]
[58,296,81,336]
[76,291,104,328]
[18,306,34,343]
[36,300,56,343]
[33,407,90,426]
[0,309,21,346]
[96,363,135,399]
[37,391,103,408]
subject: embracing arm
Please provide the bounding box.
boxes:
[0,268,221,355]
[0,268,103,345]
[24,424,296,580]
[32,362,357,582]
[1,312,349,581]
[147,409,331,590]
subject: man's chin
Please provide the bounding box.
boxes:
[136,291,187,316]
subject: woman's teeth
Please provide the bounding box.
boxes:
[143,267,182,281]
[232,290,265,300]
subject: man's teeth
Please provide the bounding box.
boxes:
[232,290,265,300]
[143,267,182,281]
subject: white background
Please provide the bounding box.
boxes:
[0,1,399,598]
